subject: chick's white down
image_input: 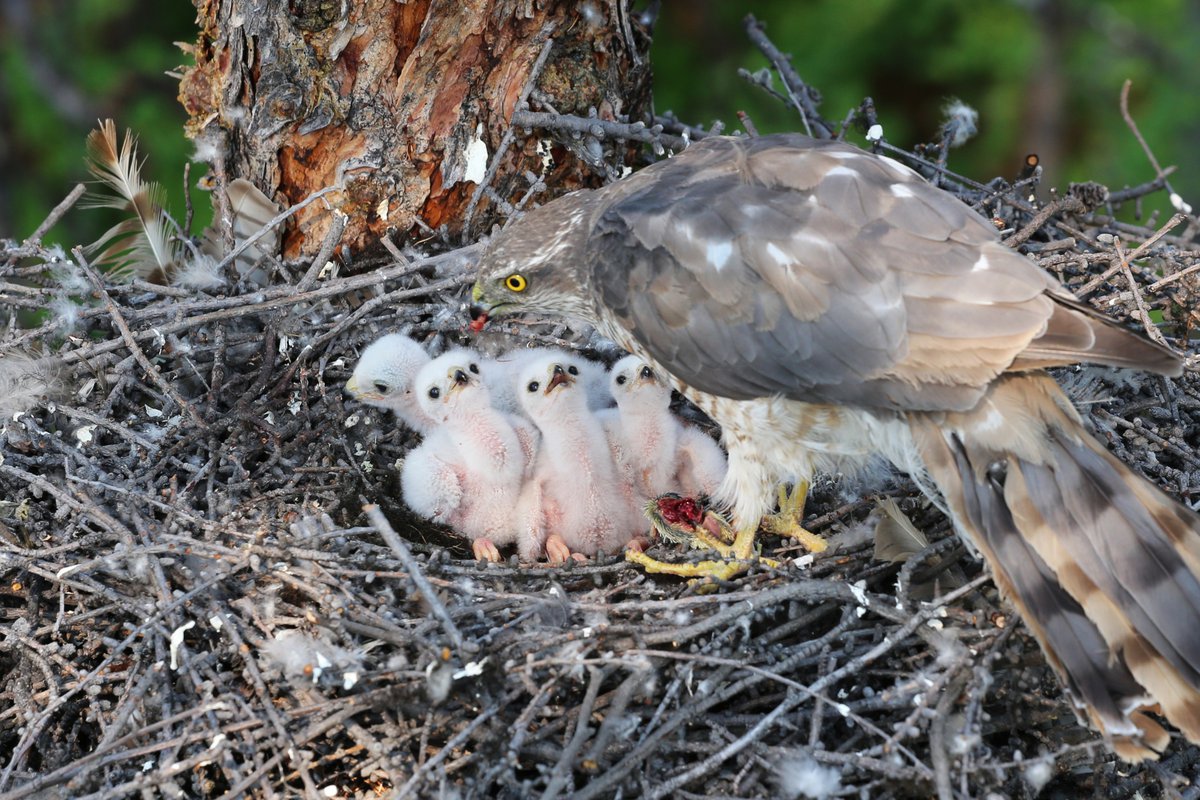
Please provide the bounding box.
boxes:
[345,334,434,433]
[600,355,727,503]
[487,346,613,417]
[350,334,727,562]
[399,352,535,561]
[514,354,640,561]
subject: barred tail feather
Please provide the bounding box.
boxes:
[910,373,1200,760]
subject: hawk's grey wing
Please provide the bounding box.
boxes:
[586,134,1175,412]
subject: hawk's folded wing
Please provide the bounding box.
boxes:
[585,135,1177,412]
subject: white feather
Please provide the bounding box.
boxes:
[941,99,979,147]
[0,352,59,419]
[170,252,225,292]
[775,751,842,799]
[49,295,82,332]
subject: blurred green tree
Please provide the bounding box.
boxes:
[0,0,205,245]
[1,0,1196,247]
[651,0,1200,218]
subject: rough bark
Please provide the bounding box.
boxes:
[178,0,652,263]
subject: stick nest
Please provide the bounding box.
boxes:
[4,76,1200,800]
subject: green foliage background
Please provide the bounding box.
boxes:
[0,0,202,246]
[1,0,1196,247]
[651,0,1200,216]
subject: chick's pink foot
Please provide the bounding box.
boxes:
[544,535,587,564]
[472,538,502,563]
[625,536,650,554]
[545,534,572,565]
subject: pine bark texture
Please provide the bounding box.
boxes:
[178,0,651,262]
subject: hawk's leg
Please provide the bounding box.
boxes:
[624,494,778,581]
[758,482,827,554]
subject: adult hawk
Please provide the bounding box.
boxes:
[468,133,1200,760]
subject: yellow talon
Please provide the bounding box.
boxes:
[625,494,780,582]
[624,548,774,582]
[759,481,827,553]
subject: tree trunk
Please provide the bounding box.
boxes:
[178,0,652,263]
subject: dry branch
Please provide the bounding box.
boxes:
[3,30,1200,800]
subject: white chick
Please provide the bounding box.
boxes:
[427,347,542,468]
[515,355,637,563]
[399,352,536,561]
[345,333,435,434]
[489,347,613,417]
[600,355,727,502]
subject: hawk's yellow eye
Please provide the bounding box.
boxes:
[505,274,528,292]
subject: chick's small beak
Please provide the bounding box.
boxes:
[545,364,574,394]
[451,368,470,387]
[345,377,383,401]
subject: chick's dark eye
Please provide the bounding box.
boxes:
[527,381,539,393]
[469,363,479,374]
[373,381,390,393]
[567,365,579,376]
[615,375,627,385]
[428,386,440,399]
[640,366,654,379]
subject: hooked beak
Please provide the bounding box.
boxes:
[468,284,491,333]
[545,364,574,394]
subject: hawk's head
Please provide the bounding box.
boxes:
[469,192,598,330]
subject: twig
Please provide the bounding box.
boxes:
[72,247,207,429]
[743,15,832,139]
[295,209,346,292]
[28,183,86,242]
[1113,235,1170,347]
[363,504,464,651]
[393,697,506,799]
[929,671,970,800]
[509,111,686,152]
[1073,212,1187,298]
[1149,259,1200,292]
[56,250,476,367]
[461,32,557,239]
[182,161,195,237]
[541,666,606,800]
[212,186,339,276]
[1004,195,1085,247]
[1095,409,1200,472]
[1125,212,1188,261]
[1120,80,1178,200]
[1106,169,1176,204]
[648,691,801,800]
